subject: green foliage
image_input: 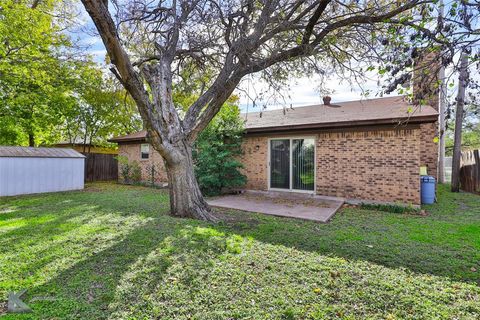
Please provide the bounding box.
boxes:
[359,202,420,214]
[193,101,246,196]
[62,66,142,148]
[445,124,480,156]
[0,183,479,319]
[117,155,132,183]
[0,0,72,146]
[117,155,142,184]
[169,61,246,196]
[0,1,141,147]
[130,162,142,182]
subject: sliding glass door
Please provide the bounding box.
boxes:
[270,139,290,189]
[269,138,315,191]
[292,139,315,191]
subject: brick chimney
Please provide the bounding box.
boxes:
[412,49,441,110]
[413,49,440,182]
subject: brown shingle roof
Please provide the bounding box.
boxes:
[108,96,438,142]
[244,96,438,133]
[0,146,85,158]
[108,130,147,143]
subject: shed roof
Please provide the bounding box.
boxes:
[0,146,85,158]
[109,96,438,142]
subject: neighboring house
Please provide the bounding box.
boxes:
[109,95,438,206]
[52,140,118,154]
[108,131,169,184]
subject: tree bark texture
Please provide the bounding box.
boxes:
[438,64,447,183]
[451,52,468,192]
[165,141,217,221]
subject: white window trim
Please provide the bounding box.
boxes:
[267,136,316,194]
[140,143,150,160]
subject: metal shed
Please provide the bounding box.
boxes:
[0,146,85,197]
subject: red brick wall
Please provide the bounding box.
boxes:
[413,51,440,110]
[240,126,431,205]
[239,136,269,190]
[119,124,437,205]
[315,128,421,204]
[118,143,168,184]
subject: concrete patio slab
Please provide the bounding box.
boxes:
[207,191,344,222]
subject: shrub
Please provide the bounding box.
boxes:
[116,155,142,184]
[359,202,420,214]
[129,161,142,183]
[193,102,246,196]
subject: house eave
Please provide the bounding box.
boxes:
[107,137,147,144]
[107,115,438,142]
[244,115,438,135]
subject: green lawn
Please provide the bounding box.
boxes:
[0,183,479,319]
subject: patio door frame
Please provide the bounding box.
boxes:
[267,136,316,194]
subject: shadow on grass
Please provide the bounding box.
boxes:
[24,210,480,319]
[24,220,244,319]
[1,183,479,318]
[27,225,174,319]
[0,184,170,247]
[215,185,480,285]
[0,185,170,305]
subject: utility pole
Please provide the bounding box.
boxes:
[437,0,447,183]
[451,52,469,192]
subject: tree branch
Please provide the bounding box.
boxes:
[246,1,427,75]
[80,0,180,160]
[301,0,331,44]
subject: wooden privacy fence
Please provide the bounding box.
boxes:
[83,153,118,182]
[460,149,480,194]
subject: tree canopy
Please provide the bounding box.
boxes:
[0,0,142,147]
[62,65,142,151]
[0,0,70,145]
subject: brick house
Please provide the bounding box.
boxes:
[109,95,438,205]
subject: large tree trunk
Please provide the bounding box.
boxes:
[451,52,468,192]
[164,140,217,221]
[80,0,226,222]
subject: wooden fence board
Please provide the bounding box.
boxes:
[83,153,118,182]
[460,150,480,194]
